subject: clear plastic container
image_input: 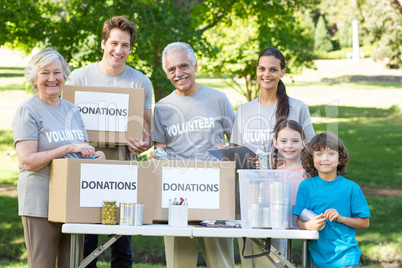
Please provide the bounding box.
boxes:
[238,169,303,229]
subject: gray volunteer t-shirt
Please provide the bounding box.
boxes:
[152,86,235,160]
[67,62,154,160]
[13,95,88,217]
[230,97,315,153]
[67,62,153,109]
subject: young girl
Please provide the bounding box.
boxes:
[272,119,306,172]
[294,132,370,268]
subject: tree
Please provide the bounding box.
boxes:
[199,1,315,102]
[338,16,353,49]
[361,0,402,68]
[314,15,333,52]
[1,0,315,102]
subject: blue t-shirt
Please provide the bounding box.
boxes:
[294,175,370,267]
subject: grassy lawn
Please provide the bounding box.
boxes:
[309,105,402,188]
[0,67,401,267]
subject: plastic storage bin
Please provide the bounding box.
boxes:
[238,169,304,229]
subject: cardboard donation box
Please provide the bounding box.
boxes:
[62,85,145,145]
[49,158,153,224]
[152,160,236,222]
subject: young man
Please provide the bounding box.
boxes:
[152,42,236,267]
[67,16,153,268]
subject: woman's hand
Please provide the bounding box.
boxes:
[68,143,95,158]
[92,151,106,160]
[216,143,229,149]
[250,156,259,169]
[16,140,94,172]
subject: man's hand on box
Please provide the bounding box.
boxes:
[128,129,151,154]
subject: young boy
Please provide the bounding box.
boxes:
[294,132,370,268]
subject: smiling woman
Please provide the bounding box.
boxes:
[12,47,105,268]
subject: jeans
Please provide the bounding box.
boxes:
[84,234,133,268]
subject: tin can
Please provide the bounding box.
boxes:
[120,203,134,225]
[102,200,117,225]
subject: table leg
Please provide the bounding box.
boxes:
[302,240,308,268]
[78,234,122,268]
[287,239,292,263]
[70,234,80,268]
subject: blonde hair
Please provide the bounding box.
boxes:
[25,47,70,92]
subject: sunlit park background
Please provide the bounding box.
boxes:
[1,0,401,267]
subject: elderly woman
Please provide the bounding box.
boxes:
[12,47,105,267]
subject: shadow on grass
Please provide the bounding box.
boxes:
[291,80,402,89]
[0,67,25,71]
[357,196,402,266]
[309,105,399,118]
[0,83,26,92]
[313,114,402,188]
[0,195,25,261]
[0,73,24,78]
[0,67,25,79]
[322,75,402,84]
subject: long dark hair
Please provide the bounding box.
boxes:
[258,48,289,122]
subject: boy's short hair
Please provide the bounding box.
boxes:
[301,132,349,177]
[102,16,137,49]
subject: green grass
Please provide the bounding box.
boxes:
[310,105,402,188]
[357,196,402,265]
[288,80,402,90]
[0,196,25,261]
[0,130,19,184]
[314,45,375,60]
[0,83,26,91]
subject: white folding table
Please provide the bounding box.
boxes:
[62,224,318,268]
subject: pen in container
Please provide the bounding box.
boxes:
[169,197,187,205]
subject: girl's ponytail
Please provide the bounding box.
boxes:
[272,147,279,169]
[275,79,289,122]
[257,48,289,122]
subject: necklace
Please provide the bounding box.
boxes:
[258,96,277,152]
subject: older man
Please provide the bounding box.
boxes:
[152,42,236,268]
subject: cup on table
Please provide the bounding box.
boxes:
[168,204,188,227]
[257,152,271,169]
